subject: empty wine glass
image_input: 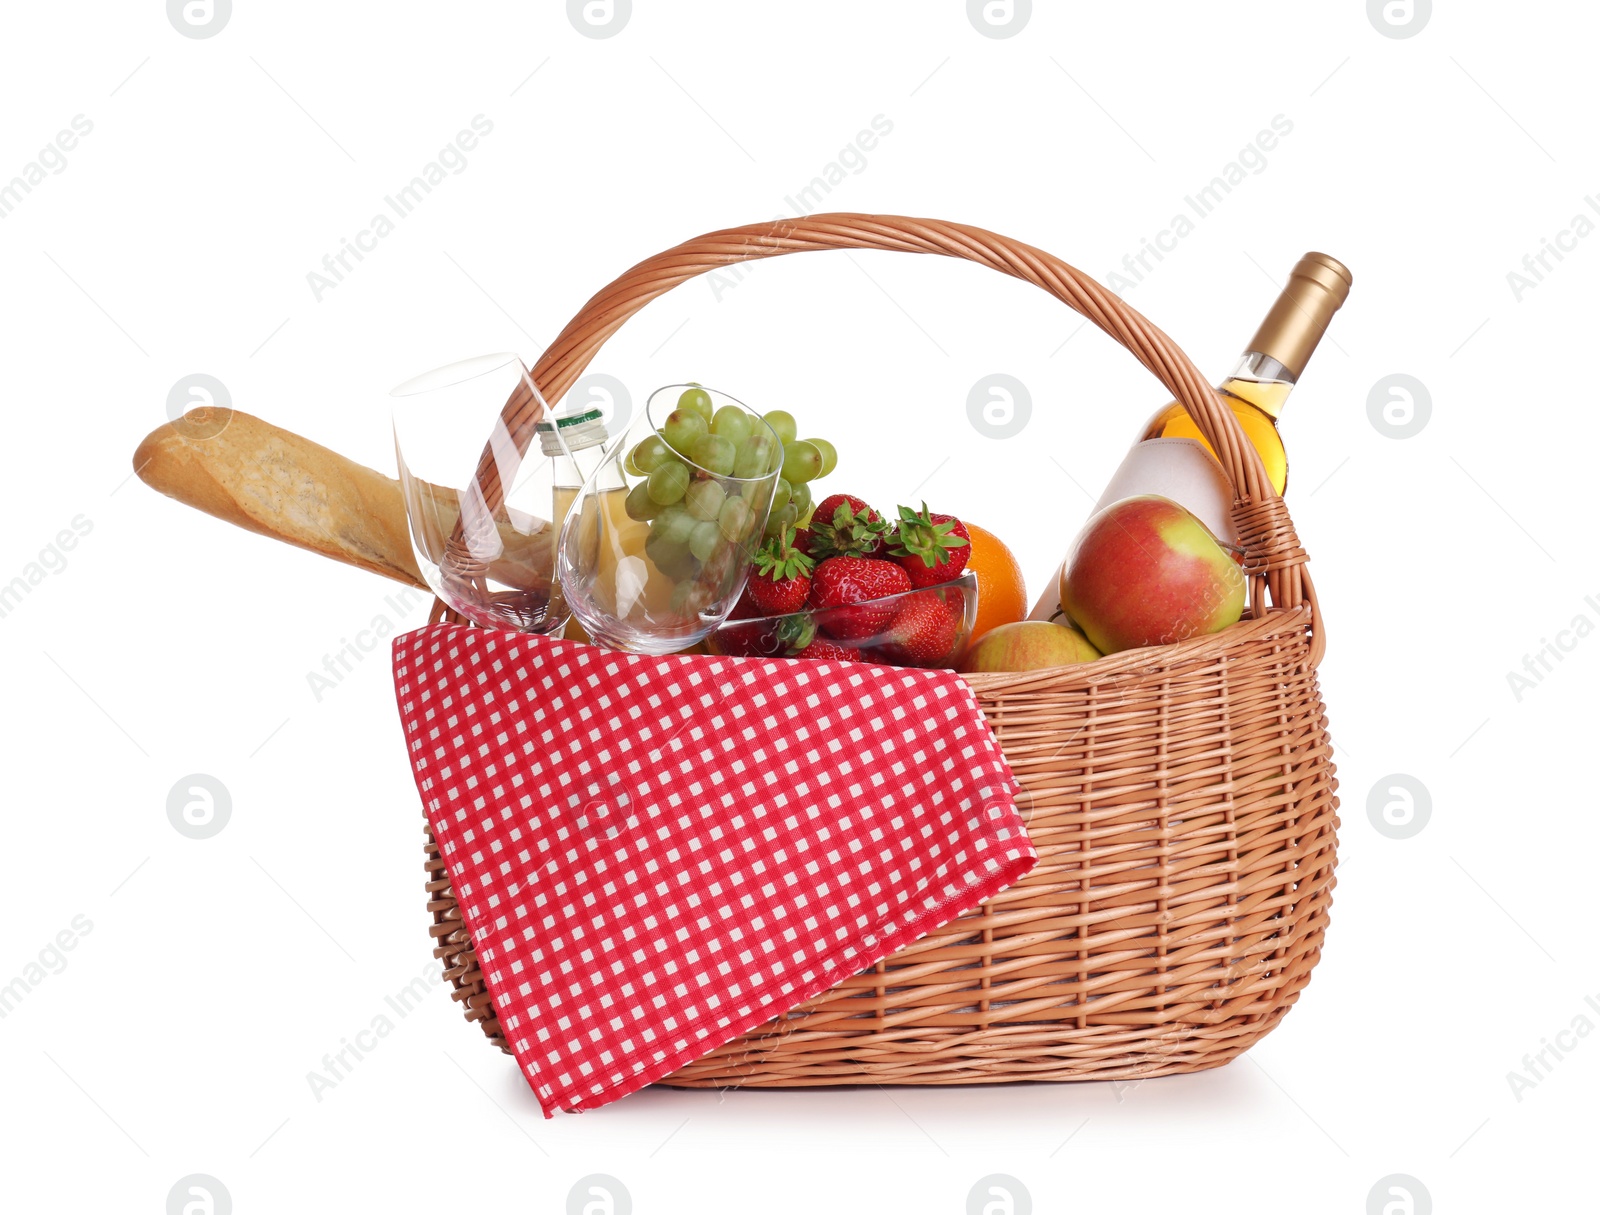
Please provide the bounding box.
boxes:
[390,353,573,633]
[557,384,781,654]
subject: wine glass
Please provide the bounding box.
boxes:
[390,353,571,633]
[557,384,781,654]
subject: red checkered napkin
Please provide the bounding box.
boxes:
[392,622,1035,1115]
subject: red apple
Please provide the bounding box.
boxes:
[960,620,1101,673]
[1060,495,1245,654]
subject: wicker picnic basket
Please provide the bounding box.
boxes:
[423,214,1339,1087]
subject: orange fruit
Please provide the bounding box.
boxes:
[962,522,1028,646]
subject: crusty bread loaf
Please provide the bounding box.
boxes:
[134,408,426,587]
[135,407,557,598]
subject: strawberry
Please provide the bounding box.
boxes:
[808,556,911,640]
[712,620,773,657]
[728,587,761,620]
[814,493,875,525]
[744,526,814,616]
[793,638,858,663]
[878,589,963,667]
[774,610,818,654]
[888,503,970,588]
[809,494,889,559]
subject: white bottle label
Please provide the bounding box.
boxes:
[1027,437,1237,622]
[1092,437,1237,544]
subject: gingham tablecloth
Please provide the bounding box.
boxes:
[393,623,1035,1114]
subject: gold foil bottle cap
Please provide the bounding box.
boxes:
[1245,252,1352,379]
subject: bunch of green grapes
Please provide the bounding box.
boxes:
[622,387,840,590]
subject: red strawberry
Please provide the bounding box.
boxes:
[774,610,818,654]
[728,588,761,620]
[711,620,764,657]
[793,638,857,663]
[714,618,786,658]
[814,493,874,523]
[809,494,889,559]
[808,556,911,640]
[791,526,816,558]
[745,526,814,616]
[878,589,963,667]
[888,503,970,588]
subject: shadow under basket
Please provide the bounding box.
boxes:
[418,213,1339,1088]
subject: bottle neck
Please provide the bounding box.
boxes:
[538,414,609,457]
[1239,251,1350,381]
[1219,350,1296,420]
[1230,349,1297,387]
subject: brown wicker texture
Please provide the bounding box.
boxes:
[422,214,1339,1086]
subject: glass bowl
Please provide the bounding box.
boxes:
[706,572,979,668]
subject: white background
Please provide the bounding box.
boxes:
[2,1,1592,1211]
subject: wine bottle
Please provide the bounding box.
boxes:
[1029,251,1350,621]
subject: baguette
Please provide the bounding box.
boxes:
[133,408,554,594]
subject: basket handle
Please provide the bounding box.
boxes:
[479,214,1318,652]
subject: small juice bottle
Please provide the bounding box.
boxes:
[537,407,609,641]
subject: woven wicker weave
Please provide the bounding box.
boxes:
[423,214,1339,1087]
